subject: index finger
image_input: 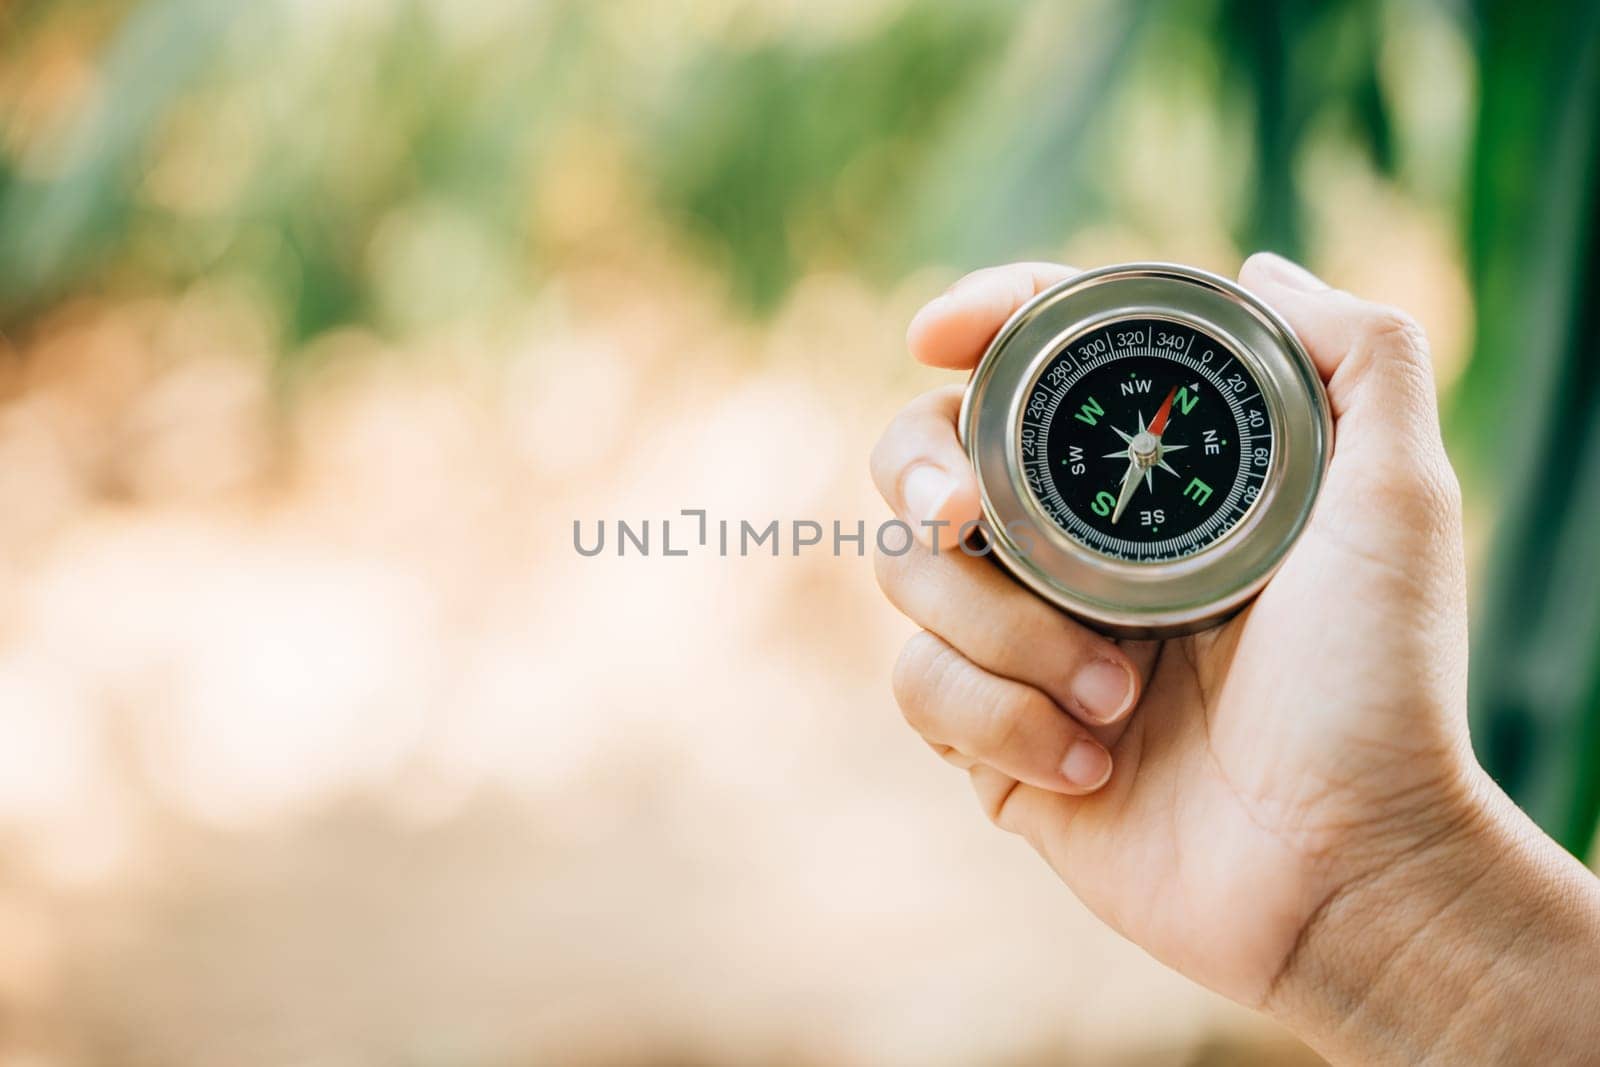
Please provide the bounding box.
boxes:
[907,262,1078,370]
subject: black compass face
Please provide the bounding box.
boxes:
[1018,317,1273,562]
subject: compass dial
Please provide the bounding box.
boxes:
[962,262,1328,637]
[1019,317,1272,563]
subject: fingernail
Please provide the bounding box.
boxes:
[1253,252,1328,292]
[1072,659,1134,723]
[1061,740,1112,791]
[903,465,956,526]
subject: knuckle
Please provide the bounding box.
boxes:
[1440,460,1464,517]
[893,632,1037,758]
[1422,454,1465,524]
[965,603,1034,673]
[1339,305,1437,414]
[1357,305,1433,373]
[1364,452,1463,538]
[891,632,953,733]
[870,400,933,465]
[899,409,956,454]
[1364,458,1428,506]
[975,773,1024,831]
[965,600,1087,682]
[970,682,1033,755]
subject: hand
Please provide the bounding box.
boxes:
[871,255,1482,1012]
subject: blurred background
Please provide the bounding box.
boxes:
[0,0,1595,1063]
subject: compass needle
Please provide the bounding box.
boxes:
[1110,459,1142,525]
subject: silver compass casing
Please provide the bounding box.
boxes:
[959,262,1332,639]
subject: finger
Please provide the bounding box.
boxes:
[876,539,1139,728]
[869,384,982,547]
[893,631,1115,795]
[926,739,977,771]
[1118,638,1162,692]
[1238,252,1462,553]
[907,262,1077,370]
[1237,252,1440,439]
[967,763,1081,850]
[968,763,1025,831]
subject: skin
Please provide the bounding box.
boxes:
[871,254,1600,1064]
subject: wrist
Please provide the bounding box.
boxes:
[1268,765,1600,1064]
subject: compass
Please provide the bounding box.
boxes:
[960,263,1332,638]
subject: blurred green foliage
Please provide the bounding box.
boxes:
[0,0,1435,332]
[649,2,1012,310]
[2,0,1599,852]
[1216,0,1397,254]
[1460,0,1600,854]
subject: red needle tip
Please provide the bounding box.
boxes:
[1148,386,1179,437]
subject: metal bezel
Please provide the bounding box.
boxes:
[959,262,1332,638]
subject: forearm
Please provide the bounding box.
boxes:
[1272,772,1600,1065]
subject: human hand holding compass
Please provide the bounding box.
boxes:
[869,255,1600,1064]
